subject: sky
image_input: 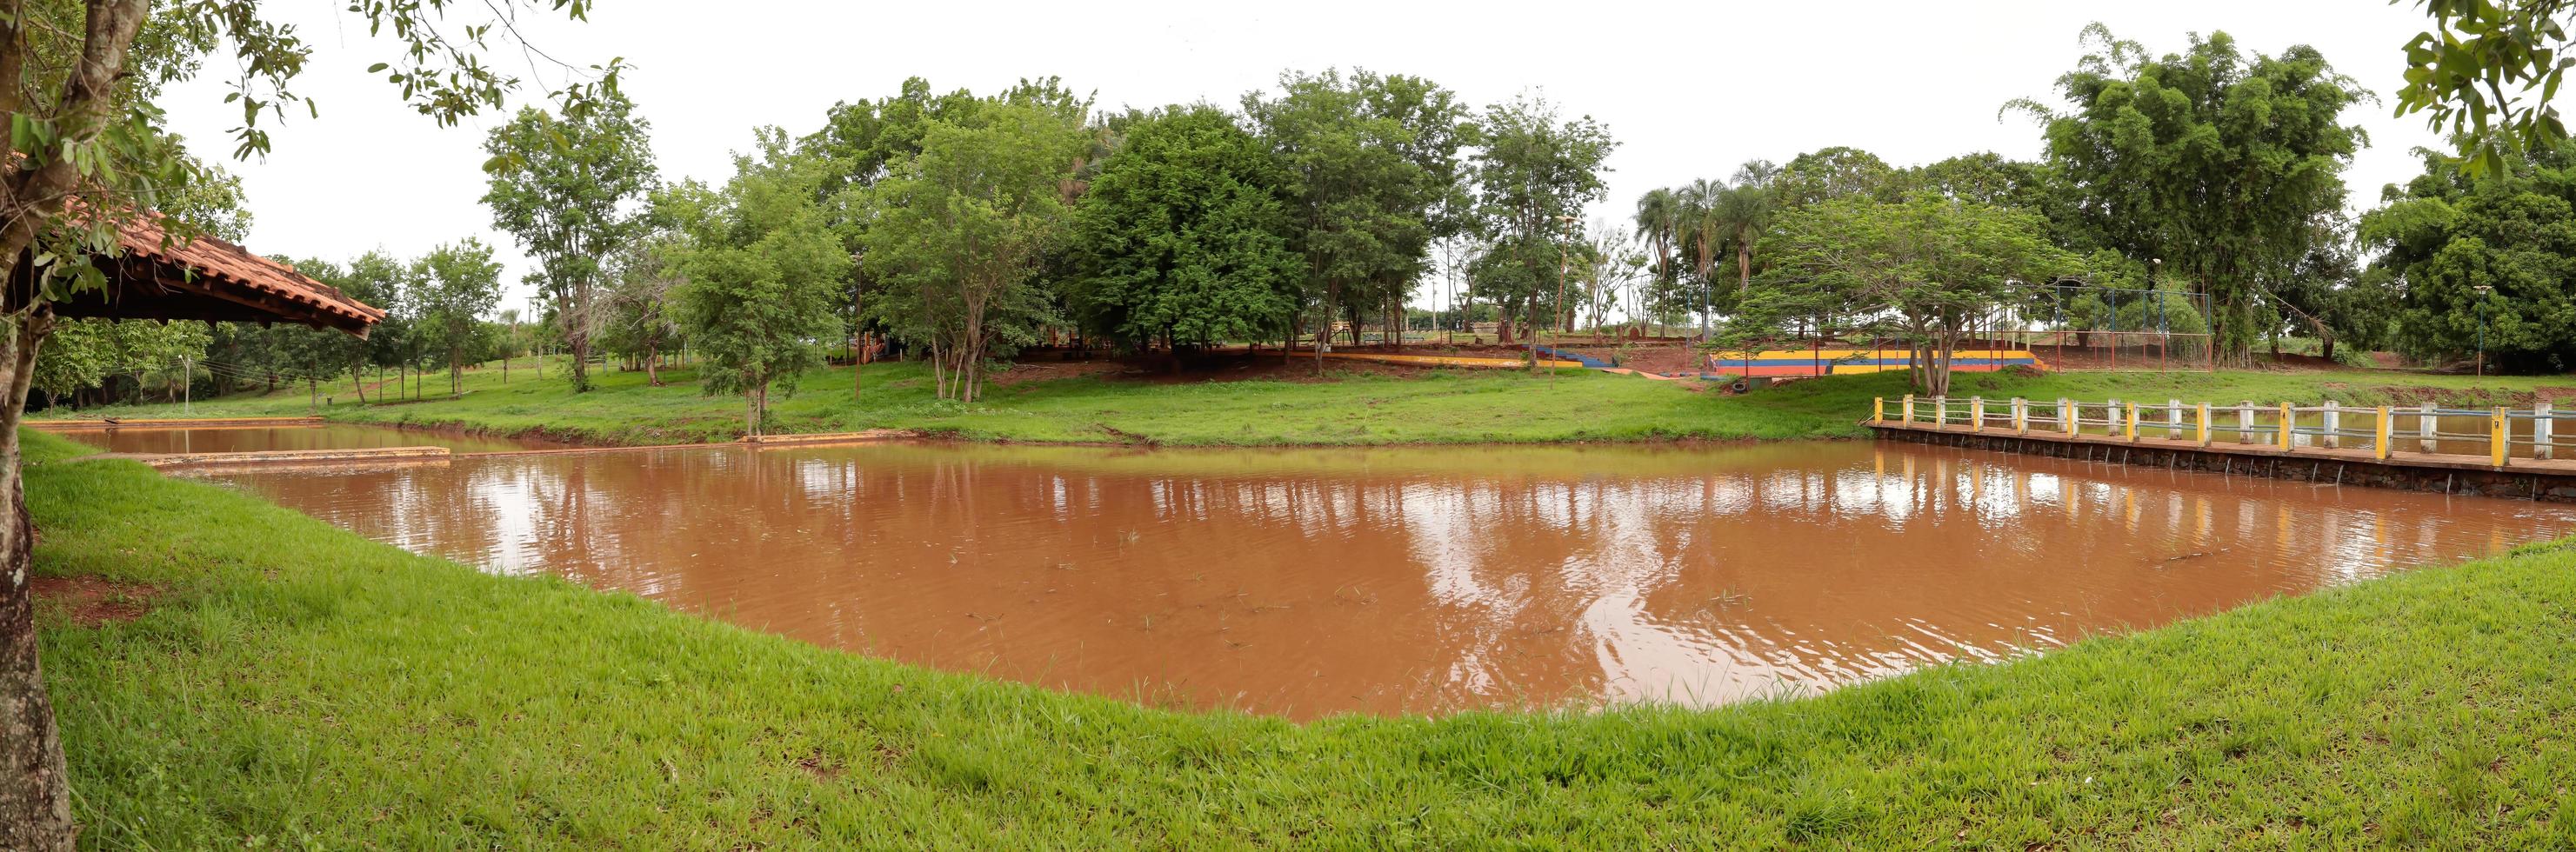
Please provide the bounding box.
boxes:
[162,0,2454,309]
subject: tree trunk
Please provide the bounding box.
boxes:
[350,358,368,403]
[644,339,661,387]
[0,310,71,852]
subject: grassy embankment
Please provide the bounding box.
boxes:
[29,428,2576,847]
[69,354,2576,447]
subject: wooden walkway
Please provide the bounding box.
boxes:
[1868,417,2576,500]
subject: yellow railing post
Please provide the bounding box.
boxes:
[2494,406,2511,468]
[1971,396,1985,431]
[2197,403,2210,446]
[2375,406,2392,461]
[2063,399,2079,436]
[2125,402,2139,442]
[2278,403,2294,451]
[2012,397,2028,434]
[1872,396,1884,423]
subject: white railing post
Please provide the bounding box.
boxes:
[2106,398,2122,436]
[2167,398,2184,440]
[2419,404,2438,454]
[2539,403,2555,461]
[2061,398,2077,436]
[1902,394,1916,424]
[2322,401,2341,449]
[2238,401,2256,444]
[1935,396,1950,429]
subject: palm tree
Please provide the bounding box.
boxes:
[1713,162,1779,319]
[1632,188,1680,332]
[1681,178,1727,339]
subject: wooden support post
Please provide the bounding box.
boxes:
[2375,406,2392,461]
[2278,403,2294,451]
[2539,403,2555,460]
[2197,403,2211,447]
[2012,397,2028,434]
[2125,402,2139,442]
[2419,404,2438,454]
[2322,401,2340,449]
[2493,406,2511,469]
[1872,396,1885,423]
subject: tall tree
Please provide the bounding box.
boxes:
[2362,142,2576,369]
[417,239,504,395]
[671,136,851,436]
[863,101,1085,402]
[1465,92,1616,358]
[1245,69,1469,369]
[2016,24,2366,363]
[0,3,615,844]
[1067,104,1301,353]
[484,90,659,393]
[602,232,686,386]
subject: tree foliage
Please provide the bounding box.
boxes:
[670,136,850,434]
[483,89,658,392]
[2017,24,2366,361]
[2363,143,2576,369]
[1466,93,1617,348]
[1742,195,2073,395]
[1066,105,1301,351]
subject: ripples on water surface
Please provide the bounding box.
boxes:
[192,440,2576,718]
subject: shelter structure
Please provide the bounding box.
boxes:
[5,212,383,334]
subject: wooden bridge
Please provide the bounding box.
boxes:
[1867,396,2576,500]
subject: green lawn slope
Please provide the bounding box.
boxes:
[63,355,2576,449]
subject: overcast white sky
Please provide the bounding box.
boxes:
[163,0,2451,309]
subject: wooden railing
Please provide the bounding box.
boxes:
[1869,395,2571,469]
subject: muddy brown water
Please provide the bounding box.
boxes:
[62,423,573,455]
[189,440,2575,719]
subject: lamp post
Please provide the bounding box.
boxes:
[2473,284,2494,376]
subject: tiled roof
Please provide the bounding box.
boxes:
[110,213,384,331]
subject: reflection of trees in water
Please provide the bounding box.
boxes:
[208,443,2576,717]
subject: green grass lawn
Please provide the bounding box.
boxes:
[59,355,2576,449]
[28,428,2576,848]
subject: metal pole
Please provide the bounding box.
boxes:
[182,355,191,416]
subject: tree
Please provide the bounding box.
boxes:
[601,233,686,386]
[484,90,659,393]
[1712,161,1779,322]
[1465,92,1615,358]
[2016,24,2366,363]
[416,240,504,395]
[2362,142,2576,369]
[1245,69,1470,369]
[0,3,614,843]
[1066,105,1301,353]
[864,101,1085,402]
[30,318,208,406]
[1742,195,2073,396]
[2393,0,2576,175]
[671,136,850,435]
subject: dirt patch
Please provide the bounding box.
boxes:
[795,749,845,781]
[32,576,160,627]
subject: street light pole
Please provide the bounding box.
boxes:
[2473,284,2493,376]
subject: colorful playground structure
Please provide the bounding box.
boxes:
[1709,348,2051,378]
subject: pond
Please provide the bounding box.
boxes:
[62,423,574,455]
[190,440,2576,718]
